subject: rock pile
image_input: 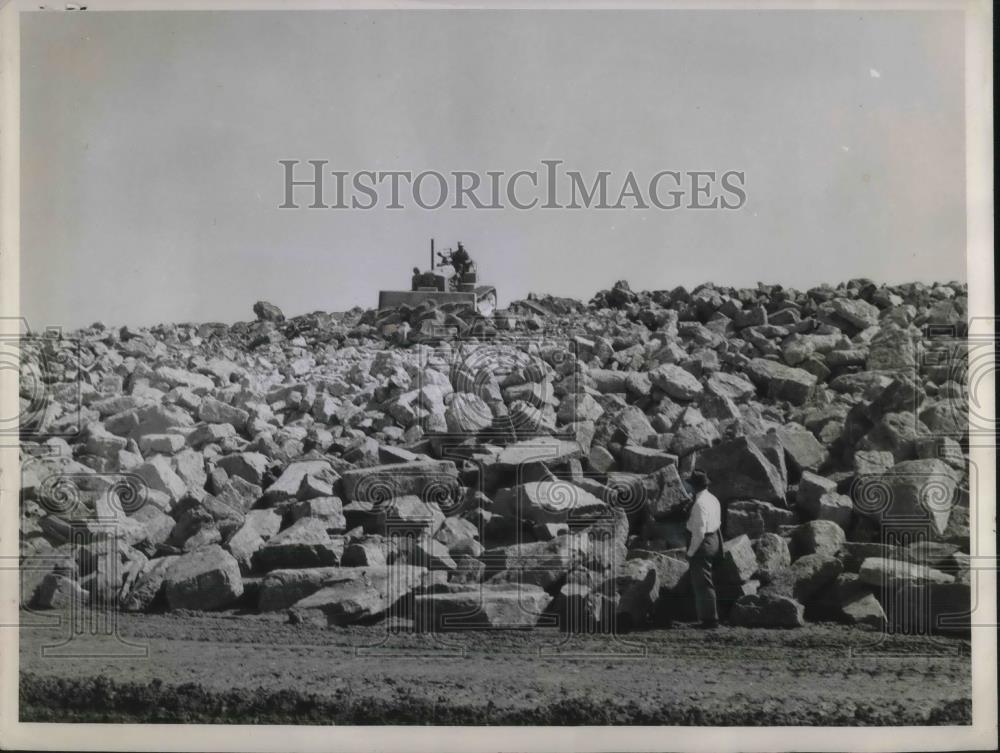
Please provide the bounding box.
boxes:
[19,279,972,633]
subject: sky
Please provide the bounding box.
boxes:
[20,9,966,329]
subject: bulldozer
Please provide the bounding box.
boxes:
[378,239,498,316]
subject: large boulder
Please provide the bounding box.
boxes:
[197,397,249,428]
[340,460,459,503]
[478,439,584,491]
[257,566,346,611]
[863,459,958,536]
[705,372,756,402]
[262,460,338,505]
[796,472,838,513]
[753,533,791,584]
[835,573,887,629]
[121,555,180,611]
[215,452,269,487]
[485,533,590,589]
[556,393,604,424]
[763,553,843,602]
[613,562,660,627]
[493,481,607,526]
[791,520,846,559]
[621,445,677,474]
[857,413,927,464]
[134,456,188,504]
[776,425,827,476]
[286,567,399,626]
[252,518,345,571]
[831,297,879,329]
[717,535,758,586]
[225,509,282,573]
[253,300,285,322]
[725,500,795,538]
[164,545,243,611]
[745,359,817,405]
[729,593,805,628]
[413,584,553,630]
[649,364,703,401]
[858,557,955,589]
[696,437,785,504]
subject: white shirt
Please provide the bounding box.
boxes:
[686,489,722,557]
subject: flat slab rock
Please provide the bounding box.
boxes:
[340,460,459,503]
[412,584,553,630]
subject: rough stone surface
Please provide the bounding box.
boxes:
[164,545,243,611]
[730,593,805,628]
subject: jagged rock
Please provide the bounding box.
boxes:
[253,300,285,322]
[858,557,955,589]
[835,573,886,629]
[608,560,659,627]
[620,445,676,474]
[257,566,345,611]
[764,553,843,601]
[121,555,180,611]
[252,518,345,571]
[611,406,657,444]
[838,542,900,572]
[831,298,880,329]
[289,497,347,532]
[853,450,895,476]
[753,533,791,584]
[287,569,387,626]
[556,393,604,424]
[413,584,553,630]
[671,421,720,458]
[696,437,785,503]
[493,481,606,526]
[261,459,337,505]
[725,500,796,538]
[340,460,459,502]
[791,520,846,558]
[797,471,838,512]
[485,533,590,589]
[706,372,756,402]
[135,456,188,504]
[226,509,282,573]
[776,425,827,476]
[649,364,703,401]
[138,434,186,455]
[198,397,249,428]
[730,593,805,628]
[164,545,243,611]
[857,412,928,464]
[745,359,817,405]
[216,452,269,487]
[717,535,758,586]
[865,459,957,536]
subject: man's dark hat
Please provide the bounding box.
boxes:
[688,470,710,489]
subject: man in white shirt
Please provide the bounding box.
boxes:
[685,470,723,629]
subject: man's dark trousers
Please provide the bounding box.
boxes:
[689,529,722,623]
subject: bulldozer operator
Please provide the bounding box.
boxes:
[450,242,472,278]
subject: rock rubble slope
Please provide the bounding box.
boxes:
[19,278,972,633]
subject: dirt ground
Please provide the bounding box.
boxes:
[19,610,970,725]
